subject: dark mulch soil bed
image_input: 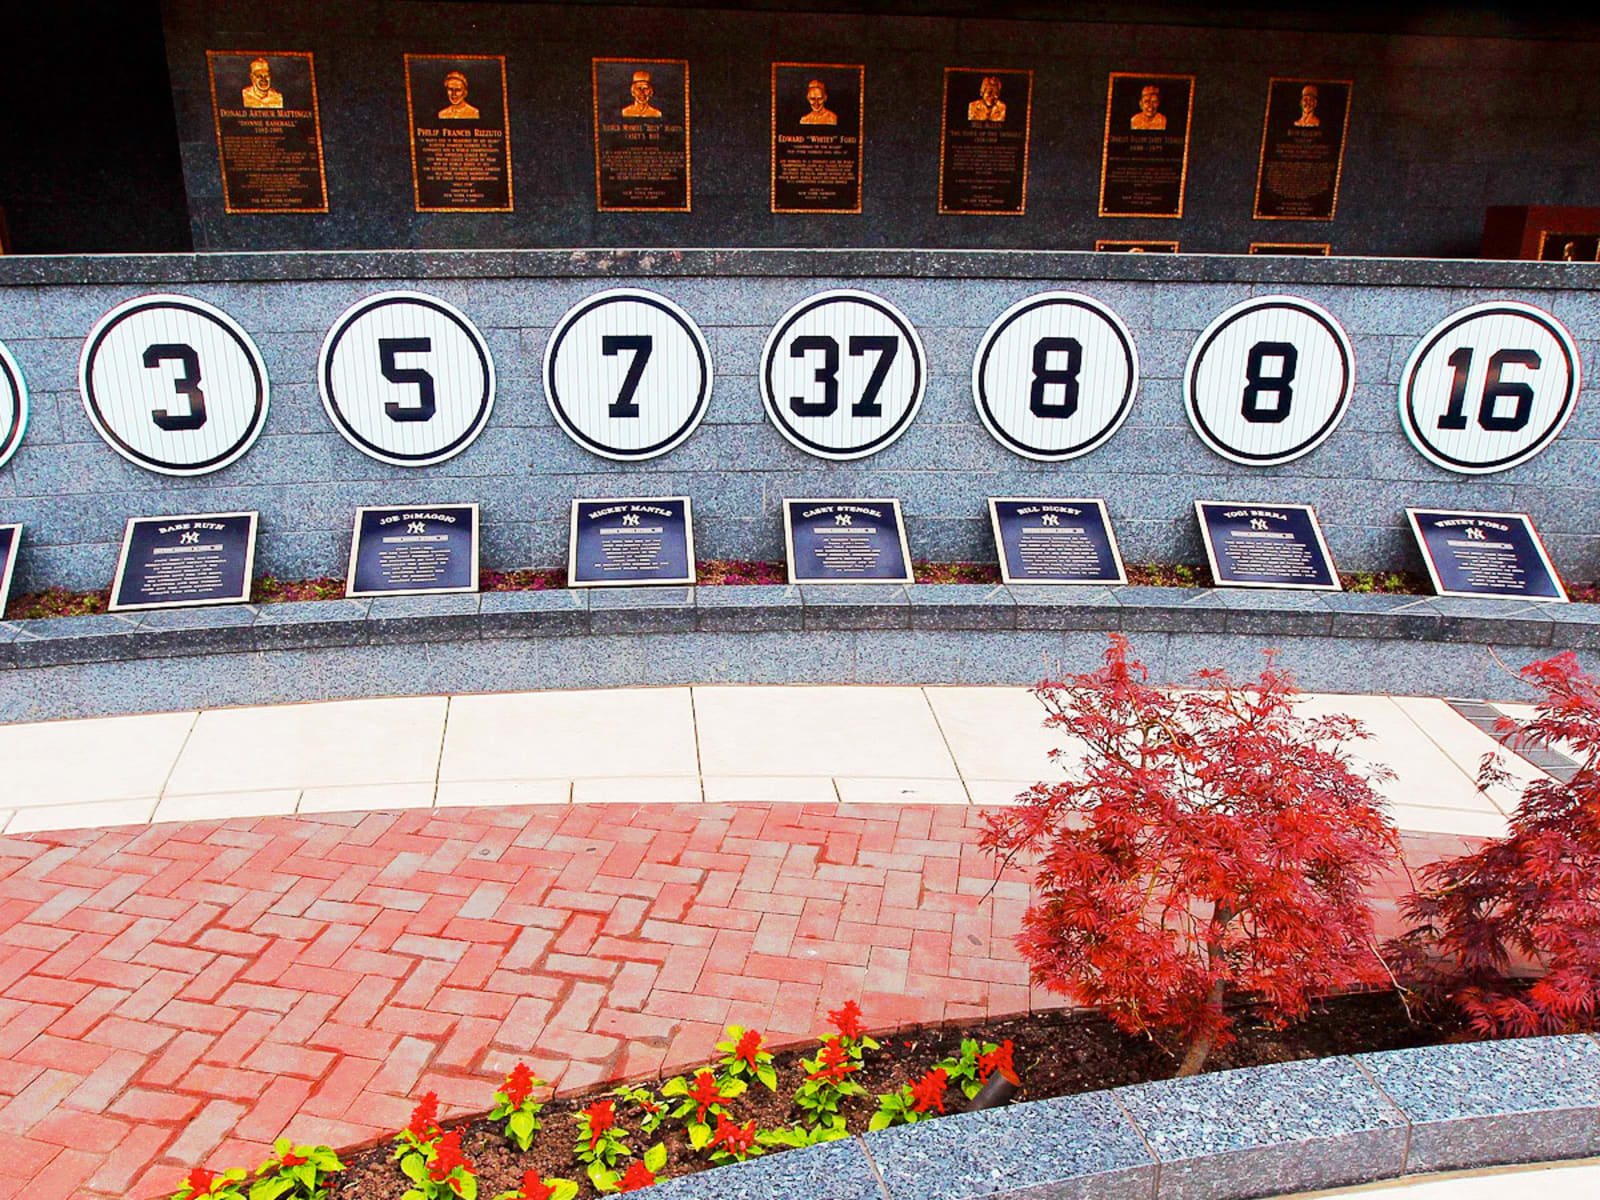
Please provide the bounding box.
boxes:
[327,991,1488,1199]
[7,560,1553,623]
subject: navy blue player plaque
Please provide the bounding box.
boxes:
[346,504,479,598]
[569,497,696,586]
[109,511,258,611]
[0,523,19,616]
[784,499,913,584]
[1406,508,1566,601]
[1195,501,1340,591]
[989,498,1126,585]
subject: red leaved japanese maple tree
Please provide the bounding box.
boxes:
[1397,651,1600,1036]
[982,635,1400,1075]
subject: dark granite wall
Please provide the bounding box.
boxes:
[161,1,1600,258]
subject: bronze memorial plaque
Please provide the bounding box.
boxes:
[593,58,691,212]
[771,63,864,214]
[1249,242,1331,255]
[206,50,328,213]
[1253,78,1351,221]
[404,55,513,212]
[1096,240,1178,253]
[938,68,1032,216]
[1098,72,1193,219]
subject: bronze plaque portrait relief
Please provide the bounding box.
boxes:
[207,51,328,213]
[1099,73,1194,219]
[938,68,1032,216]
[771,63,864,214]
[593,59,690,212]
[404,55,513,213]
[1537,232,1600,262]
[1254,79,1351,221]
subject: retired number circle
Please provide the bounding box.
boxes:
[761,289,926,461]
[319,292,496,467]
[1184,295,1354,467]
[79,294,269,476]
[0,339,27,469]
[544,289,713,461]
[972,292,1139,461]
[1399,301,1581,475]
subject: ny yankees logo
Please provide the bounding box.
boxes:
[179,531,200,544]
[622,513,641,526]
[1041,513,1059,526]
[1465,527,1487,540]
[407,522,427,535]
[835,513,852,526]
[1250,518,1268,531]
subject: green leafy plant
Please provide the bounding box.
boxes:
[249,1141,343,1200]
[933,1037,1018,1101]
[661,1070,745,1150]
[715,1025,777,1091]
[399,1129,477,1200]
[491,1170,579,1200]
[489,1063,546,1152]
[870,1067,949,1131]
[574,1099,634,1191]
[591,1144,666,1194]
[171,1168,248,1200]
[789,1036,864,1132]
[610,1085,666,1137]
[758,1119,848,1148]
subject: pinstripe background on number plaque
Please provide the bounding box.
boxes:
[544,289,712,462]
[0,338,26,468]
[79,296,269,476]
[319,292,495,467]
[1399,301,1579,475]
[761,289,925,461]
[972,292,1138,461]
[1185,295,1354,467]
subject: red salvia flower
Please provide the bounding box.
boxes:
[503,1062,535,1107]
[909,1067,948,1114]
[280,1149,306,1168]
[709,1112,756,1156]
[827,999,865,1041]
[407,1091,441,1138]
[617,1161,657,1192]
[807,1037,857,1083]
[185,1168,218,1196]
[519,1170,556,1200]
[733,1028,764,1068]
[977,1039,1018,1084]
[583,1099,615,1149]
[685,1070,729,1124]
[427,1130,472,1183]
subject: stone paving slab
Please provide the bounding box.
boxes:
[0,803,1469,1200]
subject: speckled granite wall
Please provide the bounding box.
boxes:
[160,0,1600,257]
[0,249,1594,594]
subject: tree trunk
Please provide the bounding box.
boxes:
[1176,977,1227,1077]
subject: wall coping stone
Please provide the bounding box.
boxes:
[2,585,1589,671]
[3,248,1599,290]
[645,1033,1600,1200]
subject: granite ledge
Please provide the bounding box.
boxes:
[0,584,1586,667]
[3,248,1597,291]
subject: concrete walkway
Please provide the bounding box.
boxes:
[0,685,1552,839]
[1282,1159,1600,1198]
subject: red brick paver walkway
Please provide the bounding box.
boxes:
[0,804,1470,1200]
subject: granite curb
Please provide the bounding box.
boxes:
[3,248,1598,290]
[642,1034,1600,1200]
[2,586,1585,669]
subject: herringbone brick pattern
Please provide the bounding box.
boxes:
[0,803,1472,1200]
